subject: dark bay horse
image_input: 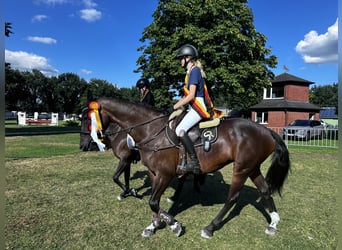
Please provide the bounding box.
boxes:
[92,97,291,239]
[80,111,141,200]
[80,107,203,201]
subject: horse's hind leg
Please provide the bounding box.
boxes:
[251,173,279,235]
[168,174,205,203]
[201,170,248,239]
[167,175,186,203]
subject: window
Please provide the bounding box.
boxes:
[255,112,268,124]
[264,86,284,99]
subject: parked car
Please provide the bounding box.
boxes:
[282,120,324,141]
[38,113,51,119]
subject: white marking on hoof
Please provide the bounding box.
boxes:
[141,228,154,238]
[141,223,156,238]
[170,222,183,237]
[200,229,212,239]
[265,226,277,235]
[167,197,175,203]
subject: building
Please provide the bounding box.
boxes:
[250,73,320,128]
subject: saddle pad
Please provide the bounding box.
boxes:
[199,117,220,129]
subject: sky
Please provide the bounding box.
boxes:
[4,0,338,88]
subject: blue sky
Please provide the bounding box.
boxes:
[5,0,338,88]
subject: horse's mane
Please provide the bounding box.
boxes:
[98,96,164,113]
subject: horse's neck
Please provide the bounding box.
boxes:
[104,100,162,141]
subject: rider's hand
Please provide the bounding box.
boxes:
[164,106,175,115]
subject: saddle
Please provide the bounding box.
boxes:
[166,109,220,169]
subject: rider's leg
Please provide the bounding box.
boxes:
[175,108,202,174]
[179,132,200,174]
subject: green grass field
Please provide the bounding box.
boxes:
[4,133,338,249]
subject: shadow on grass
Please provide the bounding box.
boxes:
[128,170,271,228]
[167,172,271,227]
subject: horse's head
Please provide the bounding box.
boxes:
[97,97,168,143]
[79,107,97,151]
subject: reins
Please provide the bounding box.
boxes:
[103,113,178,152]
[104,113,169,136]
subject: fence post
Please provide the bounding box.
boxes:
[17,112,26,126]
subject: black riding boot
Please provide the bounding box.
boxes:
[179,134,200,174]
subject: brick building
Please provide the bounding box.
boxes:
[249,73,320,128]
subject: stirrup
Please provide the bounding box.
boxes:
[179,163,200,174]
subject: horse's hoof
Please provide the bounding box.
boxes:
[141,228,154,238]
[200,229,213,239]
[265,226,277,236]
[117,194,124,201]
[130,188,138,197]
[171,222,183,237]
[167,196,175,203]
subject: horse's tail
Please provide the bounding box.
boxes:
[265,130,291,196]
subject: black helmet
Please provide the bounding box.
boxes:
[136,78,150,89]
[176,44,198,59]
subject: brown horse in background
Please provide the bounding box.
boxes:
[80,106,204,202]
[90,97,290,239]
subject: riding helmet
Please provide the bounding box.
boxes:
[136,78,150,89]
[176,44,198,59]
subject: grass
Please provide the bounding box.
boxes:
[5,120,81,136]
[4,133,338,249]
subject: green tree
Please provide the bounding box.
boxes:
[5,63,31,111]
[117,87,140,102]
[136,0,277,109]
[55,73,87,114]
[79,78,121,108]
[310,83,338,113]
[41,76,61,112]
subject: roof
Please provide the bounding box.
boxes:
[272,73,314,85]
[320,108,338,118]
[249,99,320,112]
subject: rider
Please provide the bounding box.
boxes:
[171,44,208,174]
[136,78,155,106]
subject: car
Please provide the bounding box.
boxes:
[38,113,51,119]
[282,119,324,141]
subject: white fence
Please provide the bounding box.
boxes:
[269,127,338,148]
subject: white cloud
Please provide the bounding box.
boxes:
[34,0,68,5]
[295,19,338,64]
[32,14,48,22]
[83,0,97,8]
[79,8,102,22]
[80,69,92,75]
[27,36,57,44]
[5,50,59,76]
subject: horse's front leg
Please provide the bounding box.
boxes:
[113,159,139,200]
[142,173,183,238]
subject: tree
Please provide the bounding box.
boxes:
[79,78,121,109]
[136,0,277,109]
[310,83,338,114]
[55,73,87,114]
[5,63,31,111]
[25,69,51,113]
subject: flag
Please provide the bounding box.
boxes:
[283,65,289,71]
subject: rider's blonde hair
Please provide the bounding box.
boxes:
[192,59,206,78]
